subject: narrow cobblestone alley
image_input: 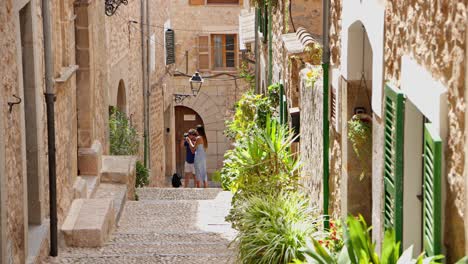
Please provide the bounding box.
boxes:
[47,188,236,264]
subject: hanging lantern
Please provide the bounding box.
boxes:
[189,72,204,96]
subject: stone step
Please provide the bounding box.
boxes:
[101,156,135,184]
[81,175,99,198]
[61,199,115,247]
[54,240,233,257]
[109,231,234,244]
[101,155,137,200]
[136,188,223,201]
[94,183,127,224]
[48,253,235,264]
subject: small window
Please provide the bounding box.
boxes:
[211,34,237,70]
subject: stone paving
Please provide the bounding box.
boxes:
[46,188,236,264]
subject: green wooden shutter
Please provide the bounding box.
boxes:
[279,84,287,125]
[423,123,442,256]
[383,84,405,244]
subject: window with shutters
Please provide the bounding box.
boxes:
[383,83,405,246]
[211,34,237,70]
[197,35,210,71]
[422,123,442,256]
[165,29,175,65]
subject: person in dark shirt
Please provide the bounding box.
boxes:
[180,132,197,188]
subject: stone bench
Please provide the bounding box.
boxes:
[61,199,115,247]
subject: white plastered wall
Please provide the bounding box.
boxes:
[339,0,385,117]
[400,55,448,253]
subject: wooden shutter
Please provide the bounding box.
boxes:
[198,35,210,71]
[423,123,442,256]
[165,29,175,65]
[189,0,204,5]
[383,83,405,244]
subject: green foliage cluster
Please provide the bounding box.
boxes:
[347,114,372,180]
[250,0,278,8]
[109,107,139,156]
[135,161,149,188]
[239,61,255,90]
[234,192,322,264]
[295,215,445,264]
[224,86,280,141]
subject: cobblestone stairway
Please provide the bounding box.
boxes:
[47,188,236,264]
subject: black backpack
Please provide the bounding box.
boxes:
[172,173,182,188]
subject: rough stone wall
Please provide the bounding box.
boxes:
[299,67,324,210]
[88,1,110,154]
[105,1,145,159]
[0,1,27,262]
[290,0,322,37]
[169,1,248,179]
[329,0,342,66]
[148,0,173,186]
[384,0,466,260]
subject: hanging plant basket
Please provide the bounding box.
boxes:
[347,113,372,180]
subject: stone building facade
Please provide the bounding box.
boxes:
[161,0,249,183]
[326,0,467,260]
[0,0,168,262]
[242,0,467,261]
[240,0,323,205]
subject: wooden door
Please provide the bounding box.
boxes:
[175,106,204,177]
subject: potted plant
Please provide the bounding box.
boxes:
[347,113,372,180]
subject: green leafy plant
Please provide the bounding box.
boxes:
[347,114,372,180]
[295,215,444,264]
[239,61,255,89]
[225,117,300,230]
[135,161,149,188]
[267,83,281,109]
[109,107,140,155]
[304,67,322,89]
[234,191,321,264]
[319,219,344,254]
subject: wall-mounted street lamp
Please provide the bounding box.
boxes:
[173,72,204,104]
[173,94,192,104]
[105,0,128,16]
[189,72,204,96]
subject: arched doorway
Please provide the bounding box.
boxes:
[117,80,126,114]
[343,21,373,224]
[174,106,204,178]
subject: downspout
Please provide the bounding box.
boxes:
[41,0,58,256]
[322,0,330,229]
[145,0,150,169]
[140,0,149,168]
[267,3,273,87]
[254,7,260,94]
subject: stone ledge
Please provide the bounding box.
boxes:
[78,140,102,176]
[61,199,115,247]
[101,156,137,200]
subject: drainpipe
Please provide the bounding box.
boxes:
[145,0,150,169]
[267,3,273,87]
[322,0,330,229]
[140,0,149,168]
[254,7,260,94]
[41,0,58,256]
